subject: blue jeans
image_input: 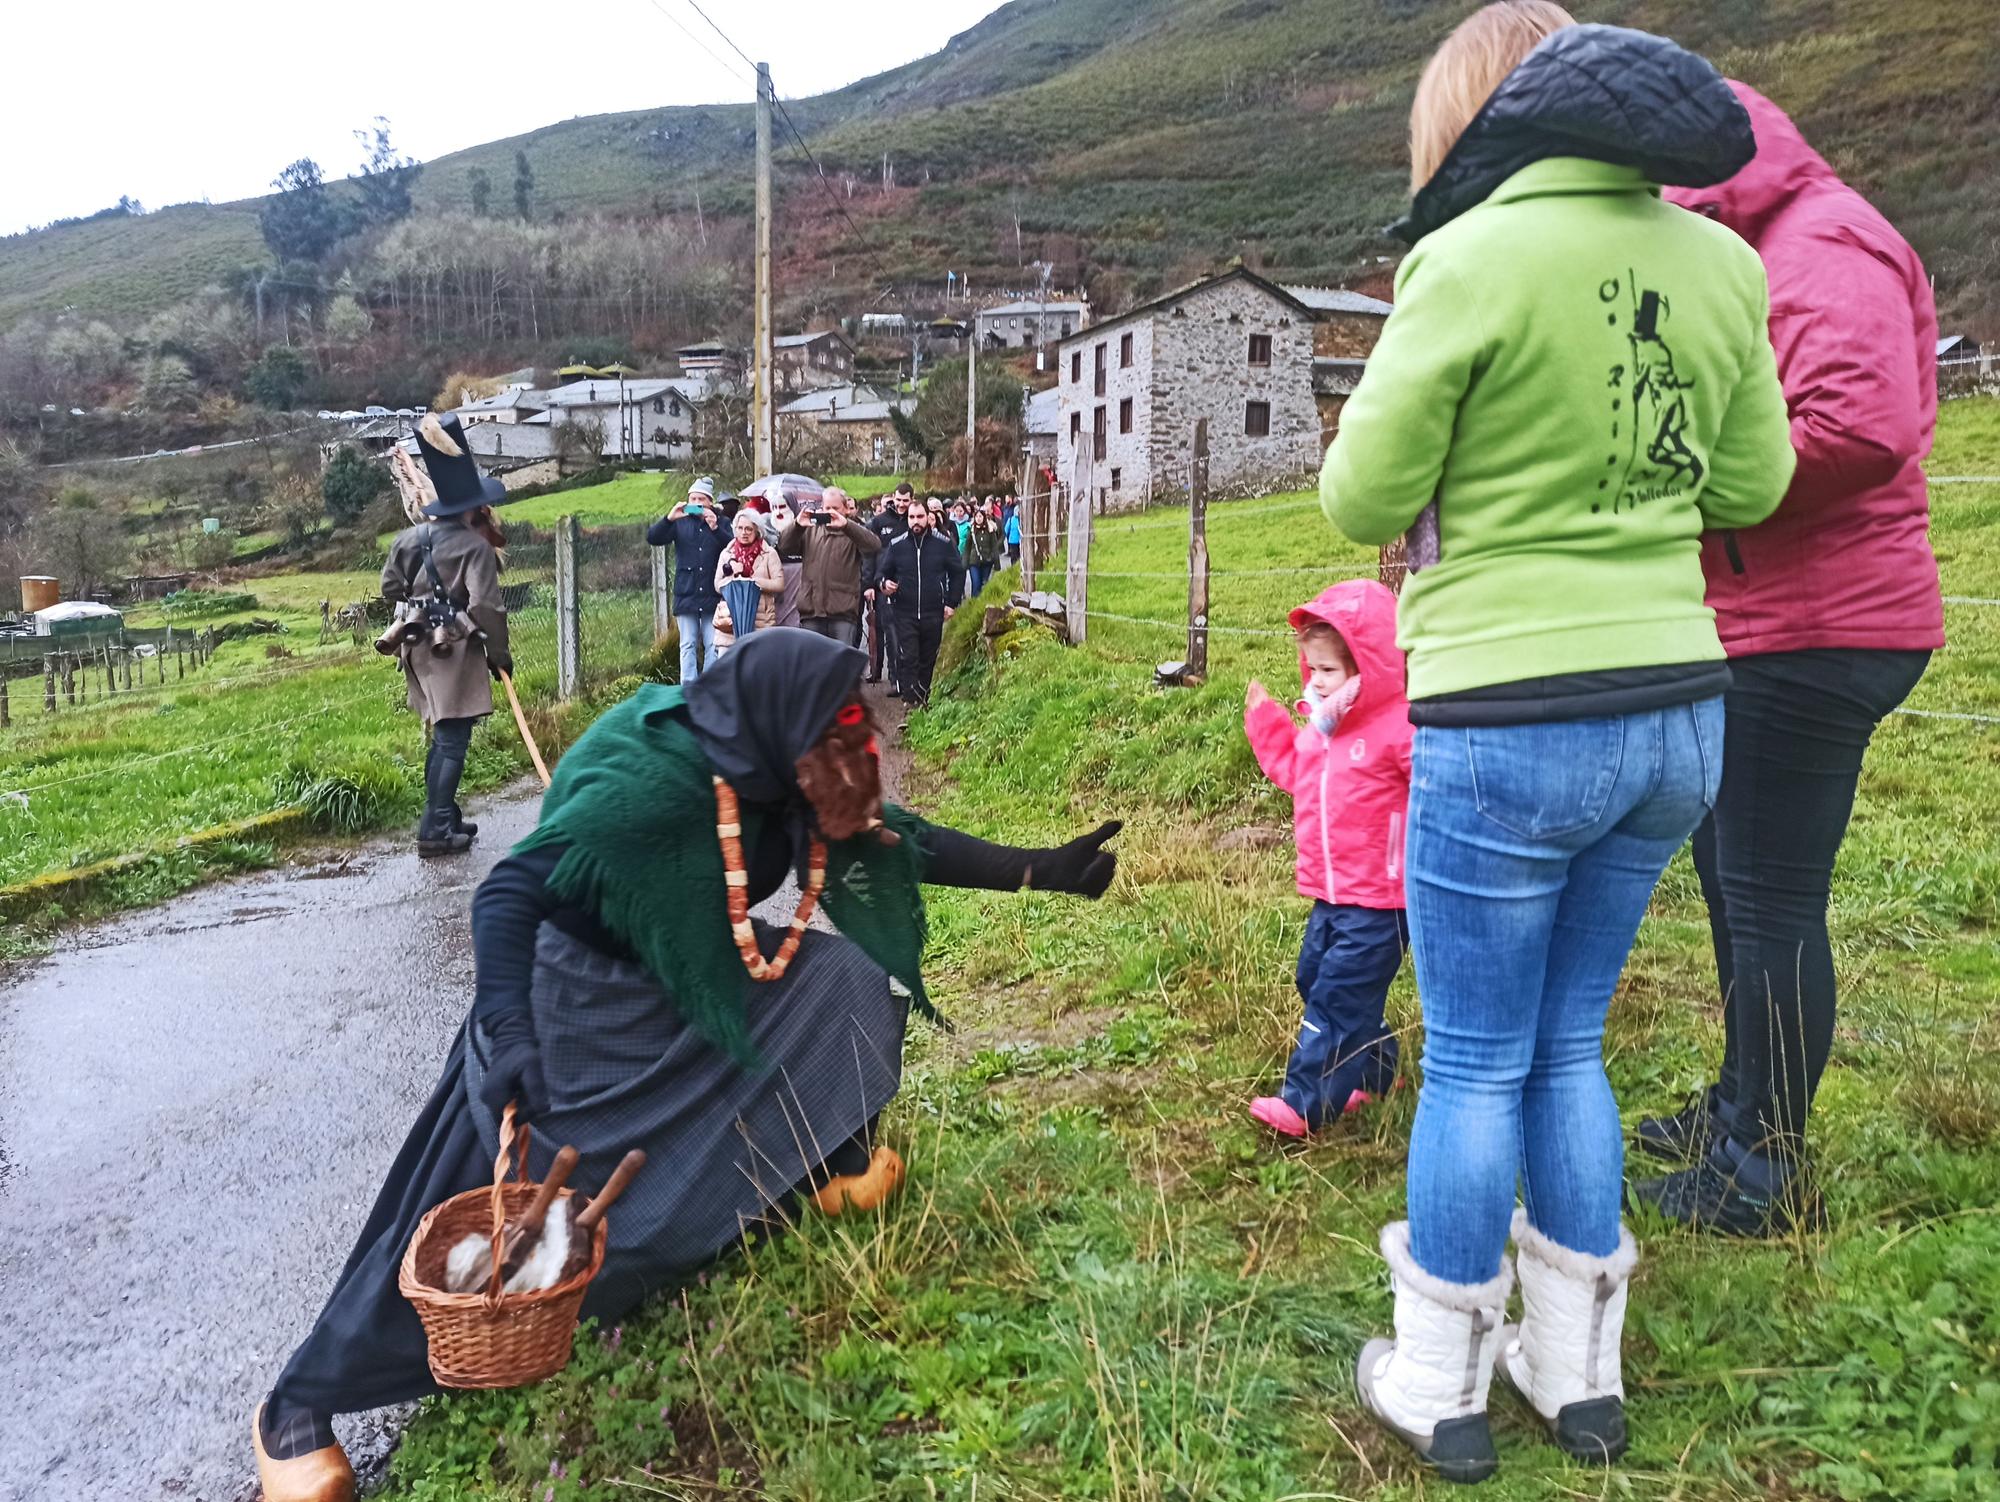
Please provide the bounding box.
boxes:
[1404,700,1723,1283]
[1283,902,1406,1128]
[677,611,717,683]
[968,563,993,599]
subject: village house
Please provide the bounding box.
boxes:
[777,383,916,471]
[1282,284,1394,444]
[1023,386,1061,480]
[541,376,710,461]
[676,341,745,387]
[975,299,1090,351]
[1054,268,1326,511]
[456,386,549,425]
[774,330,857,394]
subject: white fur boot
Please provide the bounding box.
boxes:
[1355,1222,1513,1485]
[1497,1208,1638,1463]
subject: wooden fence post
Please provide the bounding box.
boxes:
[1065,456,1094,647]
[555,513,581,701]
[1188,419,1210,680]
[44,656,56,715]
[649,534,673,644]
[120,648,133,691]
[1020,468,1039,593]
[1,674,9,729]
[63,654,76,705]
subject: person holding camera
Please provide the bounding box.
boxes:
[877,499,966,710]
[778,485,883,647]
[379,414,514,860]
[648,476,728,684]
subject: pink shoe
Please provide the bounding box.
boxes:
[1343,1089,1375,1115]
[1250,1097,1310,1139]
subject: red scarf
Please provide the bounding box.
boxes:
[730,533,765,576]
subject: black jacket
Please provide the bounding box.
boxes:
[649,510,726,615]
[878,528,966,619]
[862,509,909,589]
[1395,24,1753,244]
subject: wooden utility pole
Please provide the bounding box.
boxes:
[752,62,776,477]
[965,328,978,489]
[1188,419,1211,679]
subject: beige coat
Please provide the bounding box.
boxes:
[381,520,510,724]
[714,542,784,631]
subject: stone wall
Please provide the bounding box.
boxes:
[1055,317,1154,508]
[1148,278,1319,505]
[1313,311,1388,359]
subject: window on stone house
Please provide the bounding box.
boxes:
[1110,467,1121,491]
[1072,351,1082,383]
[1248,334,1272,366]
[1245,400,1271,437]
[1071,411,1081,444]
[1093,405,1107,461]
[1119,397,1133,434]
[653,397,665,414]
[1094,344,1107,397]
[1120,332,1133,368]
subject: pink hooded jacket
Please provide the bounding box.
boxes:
[1665,84,1944,657]
[1244,580,1412,911]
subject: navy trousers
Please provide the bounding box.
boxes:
[1282,901,1407,1128]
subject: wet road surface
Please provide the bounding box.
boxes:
[0,788,543,1502]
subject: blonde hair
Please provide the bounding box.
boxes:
[1410,1,1576,192]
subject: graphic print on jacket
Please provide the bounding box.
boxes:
[1243,580,1412,912]
[1609,279,1704,507]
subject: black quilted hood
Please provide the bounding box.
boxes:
[1395,23,1755,244]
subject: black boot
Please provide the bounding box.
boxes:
[416,809,472,859]
[1633,1086,1723,1164]
[452,803,479,841]
[1629,1143,1825,1238]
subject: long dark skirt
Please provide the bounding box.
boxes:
[274,923,905,1416]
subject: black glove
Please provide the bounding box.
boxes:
[1029,820,1122,898]
[478,1017,549,1121]
[489,652,514,680]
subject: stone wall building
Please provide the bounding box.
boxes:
[1054,268,1324,511]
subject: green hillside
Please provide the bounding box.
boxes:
[2,0,1994,331]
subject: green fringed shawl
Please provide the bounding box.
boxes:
[512,683,932,1060]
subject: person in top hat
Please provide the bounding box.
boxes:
[380,413,514,858]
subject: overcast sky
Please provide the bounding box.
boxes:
[5,0,1007,235]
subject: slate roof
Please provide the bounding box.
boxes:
[1281,285,1395,316]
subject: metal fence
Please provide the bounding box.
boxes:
[502,517,667,707]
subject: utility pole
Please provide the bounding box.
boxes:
[965,323,978,489]
[753,61,776,476]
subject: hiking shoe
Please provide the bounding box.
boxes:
[417,831,474,859]
[1634,1088,1720,1165]
[1628,1155,1826,1238]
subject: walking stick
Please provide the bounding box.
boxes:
[499,669,552,787]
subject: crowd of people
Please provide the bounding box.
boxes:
[649,480,1023,711]
[296,4,1950,1495]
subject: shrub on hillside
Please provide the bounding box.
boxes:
[161,588,259,618]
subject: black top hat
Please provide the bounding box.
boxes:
[414,413,510,517]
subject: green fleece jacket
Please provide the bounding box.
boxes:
[1322,158,1796,700]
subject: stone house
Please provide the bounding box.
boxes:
[974,299,1089,351]
[1053,268,1322,511]
[777,384,915,471]
[773,330,857,394]
[1282,286,1394,446]
[542,377,709,461]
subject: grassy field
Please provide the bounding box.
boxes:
[376,400,1999,1501]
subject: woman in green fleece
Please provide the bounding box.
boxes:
[1323,4,1796,1483]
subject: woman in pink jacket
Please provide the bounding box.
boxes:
[1243,580,1414,1137]
[1633,84,1945,1236]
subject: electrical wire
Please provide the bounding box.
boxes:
[680,0,759,70]
[641,0,752,86]
[770,92,871,248]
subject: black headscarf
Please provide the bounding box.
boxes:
[681,628,867,806]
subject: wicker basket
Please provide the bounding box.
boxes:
[397,1104,607,1389]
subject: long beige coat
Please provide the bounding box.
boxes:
[380,520,510,724]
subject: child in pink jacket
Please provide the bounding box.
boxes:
[1243,579,1413,1137]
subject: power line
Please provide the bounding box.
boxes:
[640,0,752,86]
[769,90,871,248]
[680,0,758,71]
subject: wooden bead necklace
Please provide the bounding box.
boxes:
[714,776,826,982]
